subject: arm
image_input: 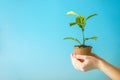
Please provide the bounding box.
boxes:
[98,59,120,80]
[71,54,120,80]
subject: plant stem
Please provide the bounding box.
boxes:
[82,29,85,45]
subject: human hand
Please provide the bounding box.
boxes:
[71,53,120,80]
[71,53,102,72]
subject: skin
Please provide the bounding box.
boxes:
[71,53,120,80]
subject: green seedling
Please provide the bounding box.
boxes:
[64,11,98,46]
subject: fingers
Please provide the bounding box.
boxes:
[70,53,99,72]
[70,54,78,70]
[71,53,87,59]
[74,53,98,60]
[75,55,88,60]
[71,54,81,64]
[70,54,83,70]
[71,54,86,62]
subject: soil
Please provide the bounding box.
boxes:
[74,45,92,48]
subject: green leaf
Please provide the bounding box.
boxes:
[69,22,77,27]
[76,16,86,29]
[64,37,81,45]
[76,16,80,23]
[66,11,79,16]
[85,36,97,41]
[86,14,98,20]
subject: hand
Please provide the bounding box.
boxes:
[71,53,120,80]
[70,53,102,72]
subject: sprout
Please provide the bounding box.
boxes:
[64,11,98,46]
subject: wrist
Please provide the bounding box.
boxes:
[96,57,105,70]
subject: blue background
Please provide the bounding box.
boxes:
[0,0,120,80]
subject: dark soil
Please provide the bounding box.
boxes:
[74,45,92,48]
